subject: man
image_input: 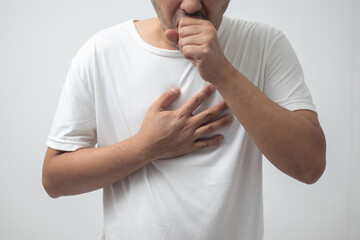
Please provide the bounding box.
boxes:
[42,0,326,239]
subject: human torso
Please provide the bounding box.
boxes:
[86,17,276,239]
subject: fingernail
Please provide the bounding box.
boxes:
[170,87,179,93]
[219,137,224,143]
[226,114,233,121]
[209,85,215,91]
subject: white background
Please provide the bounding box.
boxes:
[0,0,359,239]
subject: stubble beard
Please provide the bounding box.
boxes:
[151,0,230,49]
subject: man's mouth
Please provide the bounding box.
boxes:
[174,10,207,29]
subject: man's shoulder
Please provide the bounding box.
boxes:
[72,20,135,62]
[85,20,134,49]
[222,16,283,41]
[69,19,136,74]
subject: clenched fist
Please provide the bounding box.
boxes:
[165,17,232,84]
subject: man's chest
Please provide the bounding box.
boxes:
[94,59,226,146]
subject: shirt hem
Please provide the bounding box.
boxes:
[281,100,317,112]
[46,137,95,152]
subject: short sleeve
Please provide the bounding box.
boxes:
[46,59,97,151]
[264,30,316,112]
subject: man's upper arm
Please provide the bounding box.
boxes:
[47,59,97,152]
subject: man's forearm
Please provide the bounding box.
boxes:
[43,135,152,198]
[212,64,326,183]
[43,86,232,198]
[171,17,326,183]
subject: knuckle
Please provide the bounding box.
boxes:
[182,50,191,58]
[203,47,210,55]
[182,122,193,132]
[166,119,177,130]
[178,20,184,28]
[176,110,187,120]
[203,21,211,28]
[184,55,192,61]
[178,29,184,37]
[205,112,213,120]
[205,125,213,133]
[194,96,202,105]
[201,142,208,148]
[194,141,208,150]
[178,38,184,47]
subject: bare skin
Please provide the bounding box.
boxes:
[43,86,232,198]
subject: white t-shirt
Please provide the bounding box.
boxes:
[47,16,316,240]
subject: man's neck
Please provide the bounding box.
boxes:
[134,17,176,50]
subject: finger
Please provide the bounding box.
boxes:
[193,114,233,139]
[179,35,206,51]
[191,101,228,126]
[178,85,215,115]
[178,17,208,28]
[165,29,179,45]
[179,39,209,64]
[181,45,206,63]
[192,135,224,150]
[178,25,203,38]
[153,87,180,110]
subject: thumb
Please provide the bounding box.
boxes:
[165,29,179,46]
[155,87,180,110]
